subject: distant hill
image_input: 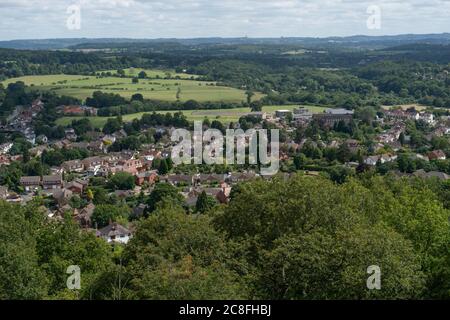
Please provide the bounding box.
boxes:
[1,33,450,50]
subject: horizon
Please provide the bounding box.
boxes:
[2,32,450,42]
[1,1,450,41]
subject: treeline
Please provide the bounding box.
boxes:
[0,48,137,79]
[0,82,36,122]
[0,174,448,299]
[85,91,243,116]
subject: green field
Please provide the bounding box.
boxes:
[98,67,198,79]
[56,105,327,128]
[2,74,261,103]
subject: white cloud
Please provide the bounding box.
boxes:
[0,0,449,40]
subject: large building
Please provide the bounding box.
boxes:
[313,110,353,128]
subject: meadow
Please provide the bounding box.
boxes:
[56,105,327,128]
[98,67,199,79]
[2,73,261,103]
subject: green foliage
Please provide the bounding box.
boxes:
[146,183,184,213]
[122,205,246,299]
[108,172,135,190]
[195,191,216,213]
[92,204,130,228]
[213,174,449,299]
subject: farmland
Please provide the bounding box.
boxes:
[56,105,327,128]
[2,73,261,103]
[98,67,199,79]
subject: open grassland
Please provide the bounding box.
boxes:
[98,67,198,79]
[56,105,326,129]
[2,74,262,103]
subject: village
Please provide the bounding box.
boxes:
[0,99,449,246]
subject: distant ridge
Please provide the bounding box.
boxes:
[1,33,450,50]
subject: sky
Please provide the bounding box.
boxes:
[0,0,449,40]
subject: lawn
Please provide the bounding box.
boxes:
[2,74,262,103]
[56,105,326,129]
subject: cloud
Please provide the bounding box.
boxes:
[0,0,449,40]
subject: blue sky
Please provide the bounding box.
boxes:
[0,0,449,40]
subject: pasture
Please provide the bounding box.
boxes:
[2,74,261,103]
[98,67,198,79]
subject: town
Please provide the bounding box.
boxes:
[0,29,449,301]
[1,97,449,245]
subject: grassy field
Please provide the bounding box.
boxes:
[56,105,327,128]
[2,74,261,103]
[98,67,198,79]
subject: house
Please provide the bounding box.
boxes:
[246,111,267,120]
[62,160,84,173]
[275,110,292,119]
[97,223,133,244]
[74,203,95,228]
[344,139,360,153]
[42,175,63,190]
[0,154,11,166]
[116,159,143,175]
[114,190,134,198]
[428,150,446,161]
[88,141,106,153]
[82,157,104,174]
[419,112,435,125]
[131,204,147,219]
[363,154,398,166]
[363,156,380,166]
[60,105,98,116]
[135,170,158,186]
[66,181,84,194]
[195,173,225,186]
[0,142,13,154]
[227,172,257,184]
[20,176,41,192]
[65,129,78,141]
[47,188,73,207]
[160,174,193,186]
[29,145,49,157]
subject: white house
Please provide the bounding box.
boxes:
[97,223,133,244]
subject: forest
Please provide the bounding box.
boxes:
[1,174,448,299]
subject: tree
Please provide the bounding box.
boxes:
[109,172,135,190]
[103,117,122,134]
[158,159,169,175]
[122,205,246,299]
[0,202,48,299]
[92,205,130,228]
[195,191,215,213]
[86,189,94,202]
[213,175,435,299]
[146,183,183,213]
[131,93,144,102]
[294,153,307,170]
[138,71,147,79]
[245,90,254,104]
[132,77,139,84]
